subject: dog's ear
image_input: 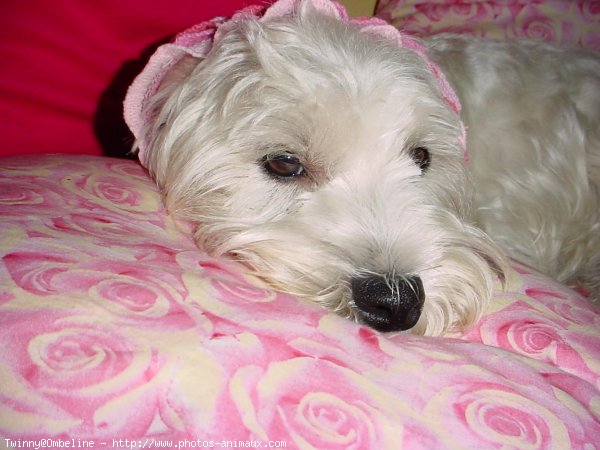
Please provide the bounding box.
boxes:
[261,0,345,22]
[126,50,205,170]
[259,0,343,23]
[158,55,200,94]
[296,0,345,20]
[124,21,216,167]
[133,53,204,178]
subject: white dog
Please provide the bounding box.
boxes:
[124,0,600,335]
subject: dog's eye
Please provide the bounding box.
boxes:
[410,146,431,172]
[262,154,305,179]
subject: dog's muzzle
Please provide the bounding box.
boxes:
[351,274,425,332]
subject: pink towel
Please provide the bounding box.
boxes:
[124,0,466,166]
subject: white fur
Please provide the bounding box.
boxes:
[137,4,600,335]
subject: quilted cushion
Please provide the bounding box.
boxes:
[1,154,599,447]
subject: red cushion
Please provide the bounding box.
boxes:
[0,0,258,157]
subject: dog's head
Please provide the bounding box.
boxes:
[125,0,506,335]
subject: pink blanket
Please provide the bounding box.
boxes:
[1,154,599,448]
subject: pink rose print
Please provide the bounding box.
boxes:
[511,6,559,42]
[421,375,598,449]
[3,249,78,297]
[74,174,143,207]
[523,19,557,41]
[498,318,564,358]
[212,278,277,304]
[211,277,327,334]
[105,160,149,180]
[183,264,326,336]
[3,247,197,330]
[0,179,67,218]
[448,387,565,447]
[0,310,163,436]
[60,170,163,221]
[230,358,404,448]
[525,287,600,326]
[416,3,492,24]
[0,182,44,206]
[471,304,600,385]
[48,213,148,241]
[92,277,174,317]
[3,147,600,446]
[174,251,242,281]
[577,0,600,23]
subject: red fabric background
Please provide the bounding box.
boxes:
[0,1,259,157]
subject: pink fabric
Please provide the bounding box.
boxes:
[0,0,255,157]
[124,0,465,167]
[376,0,600,48]
[1,154,600,448]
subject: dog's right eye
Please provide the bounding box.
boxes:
[262,154,305,179]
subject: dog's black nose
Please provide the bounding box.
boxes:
[351,274,425,332]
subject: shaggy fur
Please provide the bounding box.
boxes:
[134,1,600,335]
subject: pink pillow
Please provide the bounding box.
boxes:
[1,153,600,445]
[376,0,600,48]
[0,0,258,157]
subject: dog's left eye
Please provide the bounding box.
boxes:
[410,146,431,172]
[262,154,305,179]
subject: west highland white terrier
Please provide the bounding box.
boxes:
[124,0,600,335]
